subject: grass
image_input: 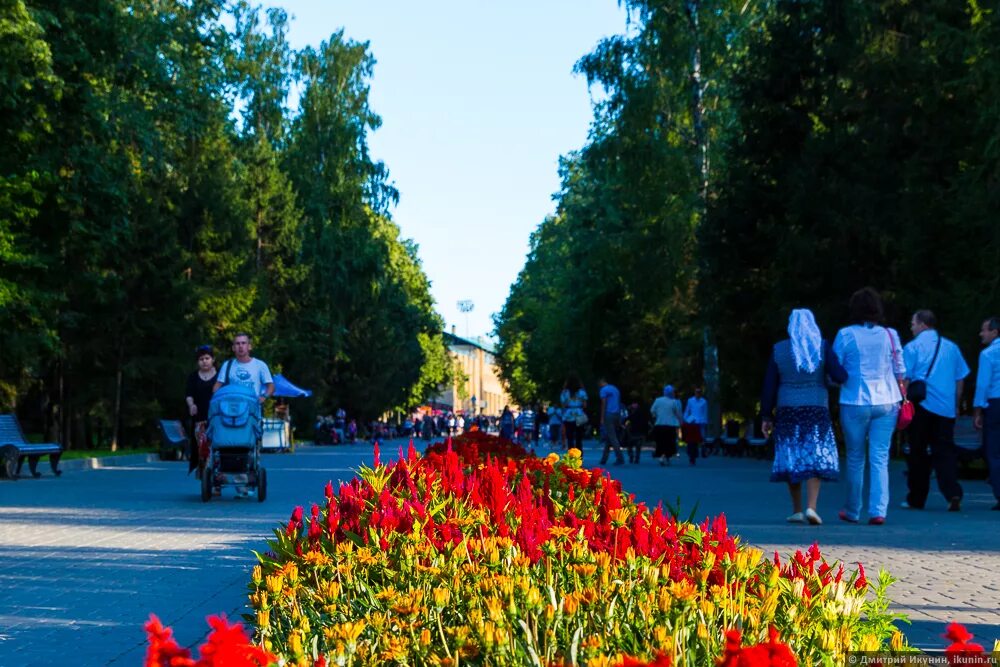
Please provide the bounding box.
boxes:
[60,447,159,460]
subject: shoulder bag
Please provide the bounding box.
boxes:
[886,329,913,430]
[906,334,940,404]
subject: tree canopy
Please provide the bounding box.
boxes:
[495,0,999,415]
[0,0,451,446]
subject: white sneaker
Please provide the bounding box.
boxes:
[786,512,806,524]
[804,508,823,525]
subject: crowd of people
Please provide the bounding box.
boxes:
[185,296,1000,524]
[508,287,1000,527]
[761,288,1000,526]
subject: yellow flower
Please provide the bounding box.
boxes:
[323,580,341,600]
[609,508,630,527]
[669,579,698,602]
[549,526,575,541]
[256,609,270,629]
[391,589,425,615]
[302,549,331,567]
[266,575,284,594]
[485,596,505,622]
[379,636,409,662]
[568,448,582,459]
[279,562,299,583]
[289,631,304,657]
[433,586,451,608]
[546,452,560,464]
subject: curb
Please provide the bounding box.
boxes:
[58,452,165,473]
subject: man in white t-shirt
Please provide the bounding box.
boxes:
[213,332,275,404]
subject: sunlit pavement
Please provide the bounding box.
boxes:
[0,437,996,664]
[570,441,1000,650]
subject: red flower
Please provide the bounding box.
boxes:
[943,623,988,665]
[144,614,193,667]
[718,627,797,667]
[854,562,867,591]
[145,614,276,667]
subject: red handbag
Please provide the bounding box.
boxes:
[886,330,913,430]
[897,392,914,430]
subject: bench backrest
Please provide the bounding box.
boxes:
[0,414,28,446]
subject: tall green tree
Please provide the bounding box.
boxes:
[702,0,1000,409]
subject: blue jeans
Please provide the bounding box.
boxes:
[840,403,899,520]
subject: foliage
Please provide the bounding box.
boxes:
[495,0,1000,414]
[242,433,903,666]
[494,0,766,408]
[700,0,1000,409]
[0,1,450,444]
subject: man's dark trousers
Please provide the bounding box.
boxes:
[985,399,1000,502]
[905,404,962,508]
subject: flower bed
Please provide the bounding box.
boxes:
[247,433,901,665]
[144,433,995,666]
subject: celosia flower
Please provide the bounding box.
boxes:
[943,622,987,664]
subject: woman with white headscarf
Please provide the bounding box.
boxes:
[761,309,847,524]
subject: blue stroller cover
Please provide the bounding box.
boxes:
[207,384,262,447]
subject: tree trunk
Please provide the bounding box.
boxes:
[685,0,722,437]
[57,359,69,449]
[110,344,124,452]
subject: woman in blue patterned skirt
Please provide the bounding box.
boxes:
[761,309,847,525]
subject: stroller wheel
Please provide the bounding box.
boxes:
[200,466,212,502]
[257,467,267,502]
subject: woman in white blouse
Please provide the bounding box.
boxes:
[833,288,907,525]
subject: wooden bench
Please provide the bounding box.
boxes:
[158,419,187,461]
[0,414,62,479]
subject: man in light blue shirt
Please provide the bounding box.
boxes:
[901,310,969,511]
[598,378,625,466]
[973,316,1000,510]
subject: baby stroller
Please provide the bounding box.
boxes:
[202,384,267,502]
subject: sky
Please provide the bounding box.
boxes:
[271,1,630,340]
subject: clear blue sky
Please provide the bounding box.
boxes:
[273,1,629,339]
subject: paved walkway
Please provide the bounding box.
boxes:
[0,439,996,664]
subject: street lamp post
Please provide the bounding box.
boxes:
[457,300,474,339]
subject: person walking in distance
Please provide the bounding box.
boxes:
[761,309,847,525]
[650,386,683,466]
[901,310,969,512]
[212,332,274,498]
[973,316,1000,510]
[560,375,588,451]
[683,387,709,464]
[598,378,626,466]
[185,345,217,475]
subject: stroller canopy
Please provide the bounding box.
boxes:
[208,384,262,446]
[272,374,313,398]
